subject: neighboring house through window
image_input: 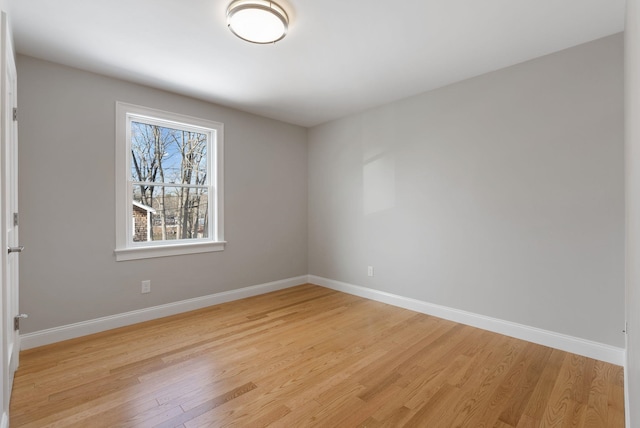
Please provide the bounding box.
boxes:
[132,201,155,242]
[115,102,225,261]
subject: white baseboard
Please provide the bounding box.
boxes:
[20,276,308,350]
[309,275,625,366]
[21,274,625,366]
[1,412,7,428]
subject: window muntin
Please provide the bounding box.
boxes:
[115,103,224,261]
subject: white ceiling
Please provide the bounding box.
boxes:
[8,0,626,127]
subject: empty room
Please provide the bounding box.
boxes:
[1,0,639,427]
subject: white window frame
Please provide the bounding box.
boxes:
[115,102,225,261]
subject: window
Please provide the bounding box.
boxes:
[115,102,225,261]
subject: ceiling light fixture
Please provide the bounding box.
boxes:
[227,0,289,44]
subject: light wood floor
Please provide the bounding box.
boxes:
[10,284,625,427]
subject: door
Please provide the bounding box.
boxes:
[1,10,18,426]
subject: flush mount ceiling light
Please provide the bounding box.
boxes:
[227,0,289,44]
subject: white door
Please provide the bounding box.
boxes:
[1,10,19,427]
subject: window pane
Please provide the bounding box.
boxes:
[133,185,209,242]
[131,122,208,186]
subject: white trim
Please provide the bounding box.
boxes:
[1,412,7,428]
[309,275,625,366]
[115,102,225,262]
[114,240,226,261]
[21,276,307,350]
[20,274,626,366]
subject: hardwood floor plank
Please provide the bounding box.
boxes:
[156,382,257,428]
[541,354,587,426]
[242,403,292,428]
[607,367,626,428]
[518,348,567,423]
[498,344,553,426]
[447,337,528,426]
[61,397,163,428]
[377,406,413,428]
[403,383,459,427]
[336,384,403,427]
[9,284,625,427]
[465,342,535,426]
[266,397,323,426]
[516,413,542,428]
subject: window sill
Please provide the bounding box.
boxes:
[114,241,226,261]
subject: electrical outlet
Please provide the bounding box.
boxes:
[141,280,151,294]
[367,266,374,277]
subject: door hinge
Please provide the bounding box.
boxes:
[14,314,28,331]
[12,107,17,121]
[13,212,18,227]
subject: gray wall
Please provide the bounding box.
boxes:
[17,34,625,350]
[17,55,308,333]
[308,34,625,347]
